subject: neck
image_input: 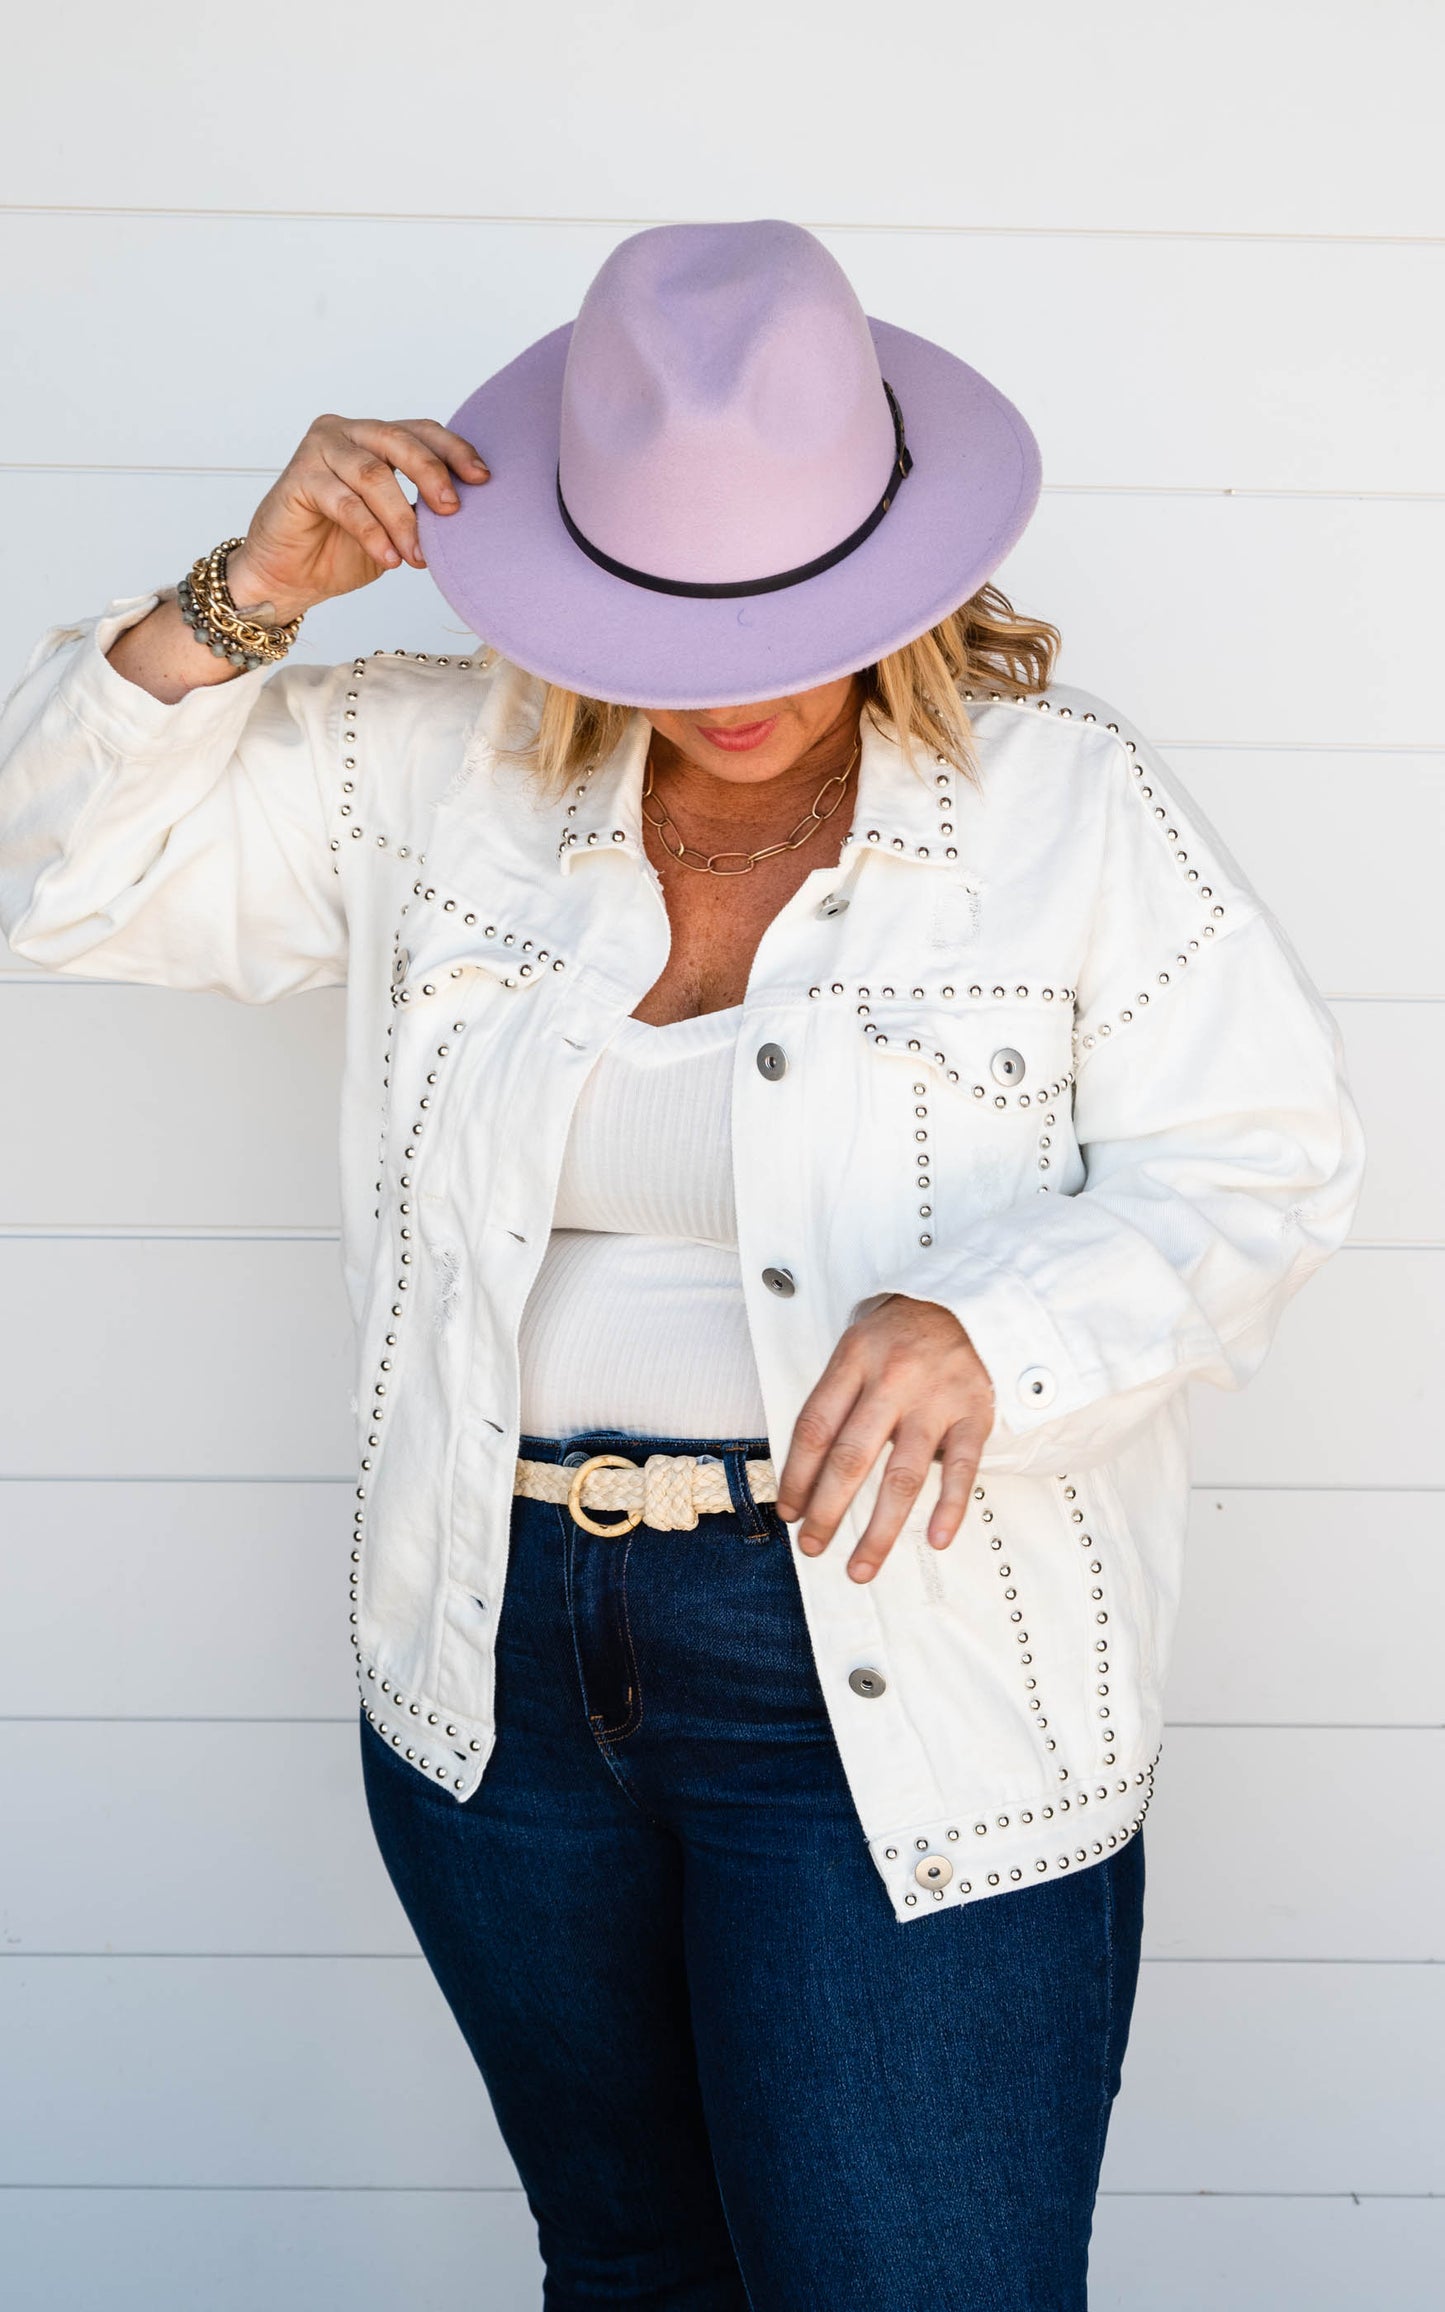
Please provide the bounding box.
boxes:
[646,693,863,836]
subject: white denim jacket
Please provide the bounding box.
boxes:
[0,593,1365,1921]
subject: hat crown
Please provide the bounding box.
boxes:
[558,220,898,588]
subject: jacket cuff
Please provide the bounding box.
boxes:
[57,594,272,753]
[883,1238,1103,1442]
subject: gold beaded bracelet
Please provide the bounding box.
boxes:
[177,536,304,669]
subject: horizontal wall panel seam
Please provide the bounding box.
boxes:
[0,2182,1434,2198]
[1,1715,1437,1730]
[0,2181,530,2194]
[5,462,1443,504]
[1097,2190,1445,2201]
[2,204,1444,248]
[1159,743,1445,756]
[3,1231,1438,1249]
[0,1474,357,1485]
[4,1476,1439,1489]
[0,1229,343,1243]
[6,985,1441,1000]
[0,745,1436,765]
[1,1238,1436,1254]
[4,1953,1437,1967]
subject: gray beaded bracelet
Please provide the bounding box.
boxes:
[177,537,303,668]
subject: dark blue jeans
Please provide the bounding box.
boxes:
[362,1430,1144,2311]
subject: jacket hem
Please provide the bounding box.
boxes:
[354,1650,493,1796]
[868,1750,1158,1923]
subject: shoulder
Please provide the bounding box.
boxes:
[317,645,570,884]
[309,643,532,853]
[338,647,547,773]
[964,678,1260,927]
[965,680,1143,778]
[965,677,1200,828]
[336,641,501,739]
[957,682,1144,864]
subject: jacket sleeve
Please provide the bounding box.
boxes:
[877,708,1366,1476]
[0,592,348,1001]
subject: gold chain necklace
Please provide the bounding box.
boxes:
[640,735,860,877]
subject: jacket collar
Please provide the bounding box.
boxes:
[530,686,969,875]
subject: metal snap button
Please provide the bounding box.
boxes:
[1018,1365,1057,1407]
[914,1853,954,1889]
[990,1046,1025,1084]
[816,893,850,919]
[391,946,409,988]
[848,1666,887,1699]
[762,1266,796,1298]
[756,1042,788,1080]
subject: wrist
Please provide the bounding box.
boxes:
[176,538,307,671]
[223,547,316,627]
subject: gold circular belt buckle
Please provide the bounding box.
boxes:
[566,1452,643,1537]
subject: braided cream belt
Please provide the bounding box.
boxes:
[515,1450,779,1535]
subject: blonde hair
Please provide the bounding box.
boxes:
[508,582,1060,795]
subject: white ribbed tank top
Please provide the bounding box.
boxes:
[518,1008,769,1440]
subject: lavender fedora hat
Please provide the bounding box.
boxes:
[417,218,1041,710]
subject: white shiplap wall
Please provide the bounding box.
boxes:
[2,5,1441,2304]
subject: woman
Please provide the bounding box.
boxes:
[0,220,1363,2308]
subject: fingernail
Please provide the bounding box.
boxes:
[439,492,458,510]
[383,548,400,567]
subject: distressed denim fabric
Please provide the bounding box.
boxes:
[363,1432,1145,2312]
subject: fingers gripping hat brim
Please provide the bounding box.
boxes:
[417,318,1041,711]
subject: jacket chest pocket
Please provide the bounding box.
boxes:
[389,883,562,1037]
[859,993,1080,1233]
[380,938,508,1186]
[363,891,562,1316]
[354,906,568,1445]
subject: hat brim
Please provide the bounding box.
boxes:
[417,318,1041,711]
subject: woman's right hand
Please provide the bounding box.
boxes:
[225,415,491,623]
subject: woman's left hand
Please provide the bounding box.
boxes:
[774,1296,996,1582]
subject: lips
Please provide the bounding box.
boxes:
[695,716,779,753]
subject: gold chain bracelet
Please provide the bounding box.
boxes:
[177,536,304,669]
